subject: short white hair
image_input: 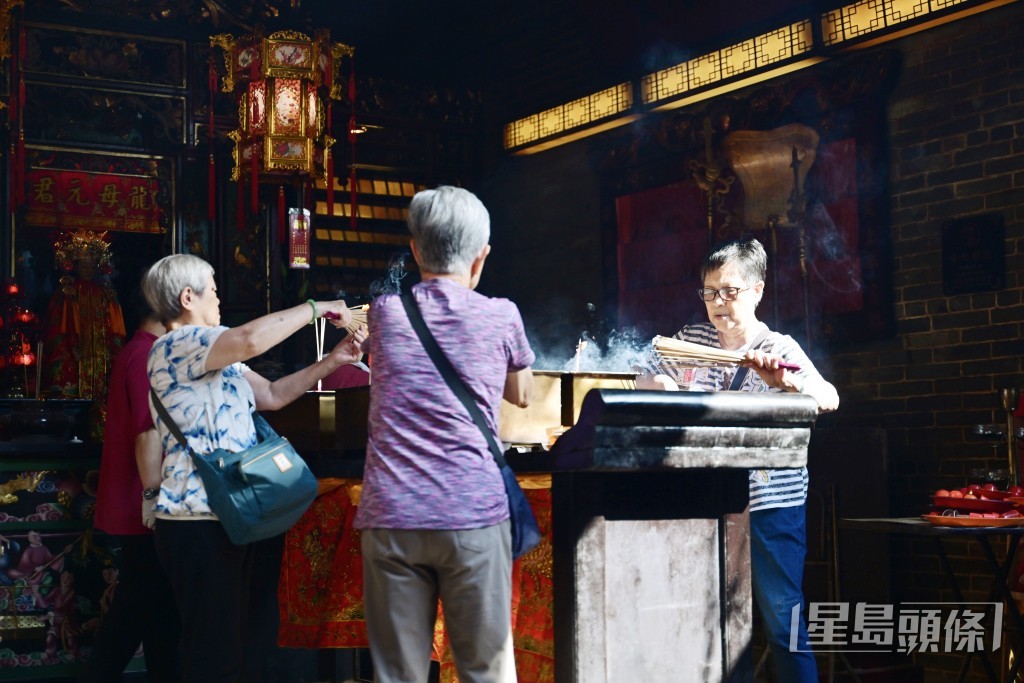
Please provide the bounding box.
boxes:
[142,254,214,323]
[407,186,490,274]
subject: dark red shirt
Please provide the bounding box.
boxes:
[93,329,158,535]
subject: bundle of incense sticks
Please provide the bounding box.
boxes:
[345,304,368,335]
[323,304,369,335]
[652,336,801,372]
[314,317,328,391]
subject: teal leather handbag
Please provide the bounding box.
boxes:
[150,389,318,545]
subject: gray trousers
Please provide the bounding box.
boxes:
[360,521,517,683]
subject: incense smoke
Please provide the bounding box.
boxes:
[532,326,652,374]
[368,252,411,297]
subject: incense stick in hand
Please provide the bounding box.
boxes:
[324,304,369,336]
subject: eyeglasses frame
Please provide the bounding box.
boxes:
[696,286,753,302]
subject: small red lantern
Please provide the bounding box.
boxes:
[288,207,311,269]
[5,282,18,296]
[8,340,35,367]
[14,308,36,324]
[9,352,34,366]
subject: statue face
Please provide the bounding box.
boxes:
[75,258,97,281]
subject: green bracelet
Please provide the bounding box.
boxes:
[306,299,317,325]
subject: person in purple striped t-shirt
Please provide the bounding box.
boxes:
[356,185,535,683]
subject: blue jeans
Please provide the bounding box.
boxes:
[751,504,818,683]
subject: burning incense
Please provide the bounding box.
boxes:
[316,305,370,391]
[652,336,800,372]
[573,338,588,373]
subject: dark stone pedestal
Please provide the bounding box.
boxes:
[553,470,752,682]
[549,390,819,683]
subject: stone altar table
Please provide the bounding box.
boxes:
[548,389,819,683]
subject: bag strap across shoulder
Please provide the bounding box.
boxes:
[150,388,195,457]
[149,387,276,460]
[399,290,508,469]
[727,327,771,391]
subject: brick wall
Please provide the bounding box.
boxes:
[820,6,1024,680]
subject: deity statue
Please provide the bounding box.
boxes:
[43,231,126,434]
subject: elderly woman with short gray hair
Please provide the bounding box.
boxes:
[141,253,365,683]
[355,186,534,683]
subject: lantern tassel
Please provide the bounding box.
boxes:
[209,153,216,224]
[236,168,245,232]
[250,147,258,212]
[16,132,25,207]
[325,48,335,220]
[8,86,16,211]
[326,102,334,219]
[348,55,356,104]
[8,86,17,210]
[14,23,26,208]
[326,152,335,220]
[208,61,217,224]
[278,186,286,243]
[349,166,357,229]
[348,54,358,229]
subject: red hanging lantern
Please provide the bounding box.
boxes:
[211,29,354,270]
[213,30,353,186]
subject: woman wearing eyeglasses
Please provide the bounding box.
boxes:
[642,236,838,683]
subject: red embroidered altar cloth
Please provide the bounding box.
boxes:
[278,477,554,683]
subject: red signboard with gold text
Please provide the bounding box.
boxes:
[26,169,164,234]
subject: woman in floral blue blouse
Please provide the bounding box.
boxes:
[141,254,365,683]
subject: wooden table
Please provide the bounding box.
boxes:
[840,517,1024,683]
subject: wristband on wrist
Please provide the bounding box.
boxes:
[306,299,317,325]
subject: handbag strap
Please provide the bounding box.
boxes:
[727,327,771,391]
[149,387,274,460]
[399,290,508,469]
[150,388,198,458]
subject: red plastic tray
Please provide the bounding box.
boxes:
[922,514,1024,528]
[931,495,1013,512]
